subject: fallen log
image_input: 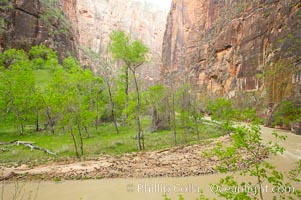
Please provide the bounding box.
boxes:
[22,143,57,156]
[0,140,57,156]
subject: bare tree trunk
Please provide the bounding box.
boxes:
[124,66,129,122]
[19,123,24,136]
[70,127,80,158]
[35,110,39,132]
[14,107,24,135]
[181,115,187,144]
[132,71,143,150]
[95,93,99,130]
[45,110,55,134]
[194,115,200,141]
[172,93,177,146]
[77,123,84,156]
[84,126,90,138]
[150,105,158,132]
[105,78,119,134]
[42,98,55,134]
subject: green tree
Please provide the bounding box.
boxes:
[109,30,149,150]
[146,84,170,133]
[99,59,120,134]
[174,84,191,144]
[109,31,131,121]
[42,67,67,134]
[47,57,96,157]
[0,49,35,135]
[273,100,301,127]
[30,88,45,131]
[190,93,204,141]
[81,47,120,134]
[164,123,301,200]
[202,124,301,200]
[29,44,59,70]
[206,98,238,134]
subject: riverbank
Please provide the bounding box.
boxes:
[1,134,266,181]
[1,126,300,200]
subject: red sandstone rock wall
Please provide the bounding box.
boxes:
[0,0,77,60]
[162,0,301,101]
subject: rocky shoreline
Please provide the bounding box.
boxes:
[0,135,267,181]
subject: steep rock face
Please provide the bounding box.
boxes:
[162,0,301,102]
[64,0,169,85]
[0,0,77,60]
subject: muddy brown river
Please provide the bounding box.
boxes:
[1,126,301,200]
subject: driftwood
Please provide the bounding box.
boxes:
[0,140,57,156]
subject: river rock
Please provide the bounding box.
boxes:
[291,122,301,135]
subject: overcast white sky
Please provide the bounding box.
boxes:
[137,0,171,9]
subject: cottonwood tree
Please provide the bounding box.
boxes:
[109,31,131,121]
[62,57,96,157]
[29,45,59,131]
[206,98,238,134]
[0,49,35,135]
[190,92,203,141]
[109,30,149,150]
[42,67,67,134]
[30,88,44,131]
[50,57,96,158]
[98,58,120,134]
[175,83,192,143]
[82,47,120,134]
[146,84,170,132]
[29,44,59,70]
[164,73,178,146]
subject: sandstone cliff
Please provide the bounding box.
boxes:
[162,0,301,104]
[0,0,77,60]
[1,0,170,85]
[63,0,169,85]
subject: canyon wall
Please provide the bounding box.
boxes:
[64,0,170,85]
[162,0,301,104]
[0,0,77,60]
[1,0,170,86]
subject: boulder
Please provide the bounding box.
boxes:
[291,122,301,135]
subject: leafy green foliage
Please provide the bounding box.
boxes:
[202,123,301,200]
[206,98,237,122]
[109,30,149,67]
[146,85,168,109]
[109,30,149,150]
[206,98,238,134]
[29,45,59,70]
[0,49,35,134]
[273,100,301,126]
[0,46,106,157]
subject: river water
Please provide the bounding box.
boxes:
[1,126,301,200]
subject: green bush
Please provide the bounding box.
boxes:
[274,100,301,126]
